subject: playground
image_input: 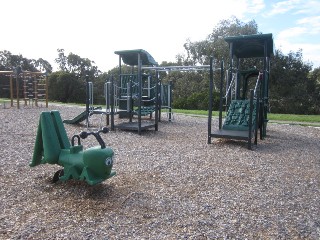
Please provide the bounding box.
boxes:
[1,105,319,239]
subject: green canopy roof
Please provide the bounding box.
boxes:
[224,33,274,58]
[114,49,158,66]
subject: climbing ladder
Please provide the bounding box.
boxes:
[209,89,259,150]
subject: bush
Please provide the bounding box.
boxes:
[173,91,220,110]
[48,71,86,103]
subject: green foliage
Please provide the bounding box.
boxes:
[173,90,220,110]
[48,71,86,103]
[0,50,52,73]
[269,49,316,114]
[55,49,100,78]
[169,16,261,111]
[176,16,320,114]
[182,16,259,66]
[2,16,320,115]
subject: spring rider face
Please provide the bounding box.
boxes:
[30,111,116,185]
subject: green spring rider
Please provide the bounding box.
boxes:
[30,111,116,185]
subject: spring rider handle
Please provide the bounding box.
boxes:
[79,127,109,149]
[71,135,81,146]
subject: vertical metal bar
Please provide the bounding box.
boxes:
[219,60,224,130]
[236,58,240,99]
[137,52,142,135]
[105,81,110,126]
[23,74,27,106]
[127,82,130,112]
[45,74,48,108]
[85,76,90,128]
[263,39,268,138]
[207,56,214,144]
[154,71,159,131]
[225,70,228,104]
[148,75,151,98]
[16,74,19,109]
[111,75,115,131]
[248,89,254,150]
[168,80,172,122]
[227,42,233,107]
[254,85,260,145]
[34,76,38,107]
[10,74,13,107]
[158,80,162,122]
[105,82,109,110]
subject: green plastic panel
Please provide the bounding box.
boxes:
[223,100,256,131]
[224,33,274,58]
[30,111,70,167]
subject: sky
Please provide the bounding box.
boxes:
[1,0,320,72]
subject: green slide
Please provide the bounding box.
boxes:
[63,110,88,124]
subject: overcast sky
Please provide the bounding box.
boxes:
[1,0,319,72]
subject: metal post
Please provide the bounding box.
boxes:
[10,74,13,107]
[34,76,38,107]
[158,80,162,122]
[168,80,172,122]
[23,74,28,106]
[227,42,233,107]
[219,61,224,130]
[154,71,159,131]
[45,74,48,108]
[85,75,90,128]
[207,57,214,144]
[236,58,240,99]
[110,75,115,131]
[137,53,142,135]
[248,89,254,150]
[14,66,22,109]
[254,85,260,145]
[148,75,151,98]
[105,81,110,125]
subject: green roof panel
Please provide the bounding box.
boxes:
[224,33,274,58]
[114,49,158,66]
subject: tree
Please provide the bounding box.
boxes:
[167,16,260,110]
[0,50,52,98]
[306,67,320,114]
[55,49,101,78]
[183,16,259,66]
[0,50,52,72]
[48,71,86,103]
[55,49,67,71]
[175,16,320,114]
[269,49,314,114]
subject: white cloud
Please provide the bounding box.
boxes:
[267,0,301,16]
[246,0,265,14]
[1,0,320,70]
[297,16,320,34]
[276,30,320,67]
[293,0,320,14]
[277,27,307,39]
[301,44,320,67]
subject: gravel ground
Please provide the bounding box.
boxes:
[0,105,319,239]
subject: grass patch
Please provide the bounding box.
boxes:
[2,98,319,123]
[268,113,320,123]
[174,109,224,117]
[174,109,320,123]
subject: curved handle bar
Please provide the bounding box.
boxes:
[71,135,81,146]
[79,127,109,149]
